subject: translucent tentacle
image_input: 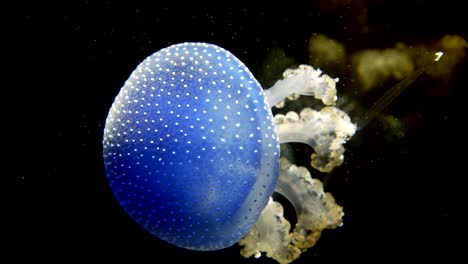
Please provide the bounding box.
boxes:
[239,157,343,264]
[264,65,338,107]
[357,51,444,130]
[275,107,356,172]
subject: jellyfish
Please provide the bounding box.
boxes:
[102,42,356,263]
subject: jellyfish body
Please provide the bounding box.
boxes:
[103,42,357,264]
[103,42,280,250]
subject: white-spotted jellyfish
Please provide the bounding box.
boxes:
[103,42,357,263]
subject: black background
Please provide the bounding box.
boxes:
[10,1,466,263]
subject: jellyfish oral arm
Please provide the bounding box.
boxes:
[274,107,356,172]
[263,65,338,107]
[239,64,352,263]
[239,157,344,264]
[262,64,356,172]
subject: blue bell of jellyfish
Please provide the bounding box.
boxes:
[102,42,280,251]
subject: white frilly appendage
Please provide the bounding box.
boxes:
[238,64,355,263]
[239,158,344,264]
[264,64,356,173]
[264,64,338,107]
[275,107,356,173]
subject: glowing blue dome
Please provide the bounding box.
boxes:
[103,42,280,250]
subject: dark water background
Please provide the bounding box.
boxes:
[9,1,466,262]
